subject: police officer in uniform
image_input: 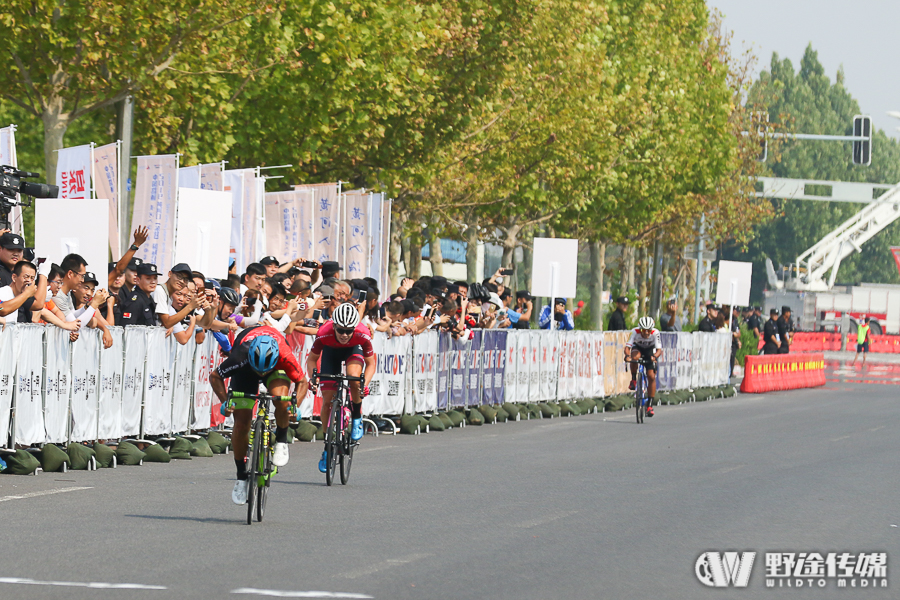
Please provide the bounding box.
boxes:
[698,303,718,332]
[763,308,781,355]
[115,262,159,326]
[607,296,629,331]
[777,305,794,354]
[746,306,762,340]
[0,232,26,287]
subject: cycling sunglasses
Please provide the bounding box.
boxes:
[335,327,355,336]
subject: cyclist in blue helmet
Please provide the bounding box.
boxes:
[210,325,304,505]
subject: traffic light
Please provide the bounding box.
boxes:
[853,115,872,165]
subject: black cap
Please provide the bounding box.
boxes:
[770,308,779,316]
[137,263,159,277]
[615,296,630,304]
[108,262,116,274]
[431,288,447,300]
[754,305,762,311]
[83,271,99,286]
[126,257,143,271]
[781,305,792,314]
[0,232,25,250]
[515,290,532,300]
[171,263,192,276]
[259,255,279,266]
[707,303,719,311]
[321,260,341,275]
[554,297,567,306]
[447,284,460,295]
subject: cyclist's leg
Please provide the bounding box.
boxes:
[265,371,292,438]
[629,349,640,379]
[229,372,260,479]
[346,354,365,440]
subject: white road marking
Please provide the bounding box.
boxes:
[0,577,165,590]
[340,553,431,579]
[232,589,372,598]
[515,510,578,529]
[0,486,92,503]
[358,445,397,453]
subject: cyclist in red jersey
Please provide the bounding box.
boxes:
[210,325,303,504]
[305,302,376,473]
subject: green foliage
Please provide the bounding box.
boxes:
[735,323,759,367]
[724,45,900,296]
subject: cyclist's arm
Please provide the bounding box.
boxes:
[305,349,321,384]
[210,370,228,405]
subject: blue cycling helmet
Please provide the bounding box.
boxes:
[247,335,279,375]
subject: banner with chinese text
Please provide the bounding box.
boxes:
[93,142,120,256]
[56,144,92,200]
[133,155,179,275]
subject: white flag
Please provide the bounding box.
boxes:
[56,144,92,200]
[0,126,23,235]
[93,142,119,256]
[132,155,179,274]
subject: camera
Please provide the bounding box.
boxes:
[301,260,319,269]
[500,268,514,276]
[0,165,58,230]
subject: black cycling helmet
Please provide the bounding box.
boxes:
[218,287,240,307]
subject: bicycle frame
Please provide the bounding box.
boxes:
[312,370,364,486]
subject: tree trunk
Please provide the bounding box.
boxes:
[408,237,422,280]
[626,246,636,293]
[390,209,407,292]
[42,97,69,186]
[428,230,443,277]
[521,226,533,294]
[638,246,649,318]
[589,240,605,330]
[465,225,479,282]
[501,221,521,288]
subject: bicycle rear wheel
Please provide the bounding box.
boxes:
[340,422,354,485]
[635,371,644,424]
[246,419,263,524]
[257,424,272,522]
[325,399,341,486]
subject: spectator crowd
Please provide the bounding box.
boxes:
[0,226,584,353]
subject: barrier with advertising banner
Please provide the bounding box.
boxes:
[1,326,736,449]
[740,353,826,394]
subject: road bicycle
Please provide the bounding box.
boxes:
[227,390,296,524]
[311,370,364,486]
[630,357,654,424]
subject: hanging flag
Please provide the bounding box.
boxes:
[0,125,23,235]
[93,142,119,256]
[179,162,222,191]
[55,144,92,200]
[224,169,249,271]
[132,155,179,275]
[343,189,369,279]
[264,190,302,262]
[296,183,340,264]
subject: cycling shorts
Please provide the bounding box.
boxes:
[319,345,364,391]
[228,369,291,402]
[630,345,657,371]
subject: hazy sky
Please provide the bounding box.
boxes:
[708,0,900,138]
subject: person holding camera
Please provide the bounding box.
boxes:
[539,298,574,330]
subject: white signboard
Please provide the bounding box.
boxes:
[716,260,753,307]
[530,237,579,298]
[174,187,232,279]
[35,198,109,279]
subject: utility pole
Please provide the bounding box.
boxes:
[116,95,134,255]
[693,215,705,323]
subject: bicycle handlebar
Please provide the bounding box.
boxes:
[311,369,364,385]
[229,391,295,403]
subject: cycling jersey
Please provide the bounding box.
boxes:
[310,321,375,357]
[217,325,303,393]
[625,327,661,350]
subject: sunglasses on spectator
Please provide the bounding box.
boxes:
[335,327,355,336]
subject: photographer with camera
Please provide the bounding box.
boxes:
[539,298,574,330]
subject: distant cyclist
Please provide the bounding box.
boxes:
[305,302,377,473]
[624,316,662,417]
[210,325,303,504]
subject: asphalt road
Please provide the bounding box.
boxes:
[2,370,898,599]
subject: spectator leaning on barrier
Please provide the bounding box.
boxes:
[71,271,113,348]
[510,290,533,329]
[539,298,575,330]
[607,296,629,331]
[0,260,39,324]
[115,262,159,326]
[763,308,781,355]
[167,286,198,345]
[152,262,193,328]
[778,306,794,354]
[698,303,718,333]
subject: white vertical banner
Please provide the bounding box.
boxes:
[0,125,23,235]
[122,327,148,436]
[224,169,249,271]
[56,144,92,200]
[98,327,125,440]
[43,326,71,444]
[297,187,315,260]
[343,189,369,279]
[591,332,604,398]
[0,325,16,446]
[528,330,541,402]
[171,340,193,434]
[133,155,179,274]
[200,163,223,191]
[381,198,392,295]
[557,331,570,400]
[265,190,302,262]
[297,183,341,264]
[255,176,267,263]
[14,325,45,446]
[539,330,559,401]
[237,170,259,268]
[70,328,101,442]
[178,165,200,189]
[191,334,216,430]
[93,142,120,256]
[142,328,173,436]
[412,330,438,413]
[504,330,518,403]
[366,193,382,281]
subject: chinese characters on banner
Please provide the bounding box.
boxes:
[55,144,92,200]
[0,125,23,235]
[343,189,369,278]
[93,142,119,255]
[264,190,302,262]
[179,163,223,191]
[132,155,179,275]
[296,182,340,264]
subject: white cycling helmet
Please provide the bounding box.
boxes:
[639,316,655,330]
[332,302,361,330]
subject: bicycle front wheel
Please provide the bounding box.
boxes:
[246,419,264,524]
[257,424,272,522]
[635,373,644,425]
[325,400,341,486]
[340,427,354,485]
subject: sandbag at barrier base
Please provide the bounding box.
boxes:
[741,353,826,394]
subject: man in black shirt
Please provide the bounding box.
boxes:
[0,231,26,287]
[763,309,781,355]
[698,303,718,332]
[746,306,762,340]
[115,262,159,326]
[607,296,629,331]
[778,306,794,354]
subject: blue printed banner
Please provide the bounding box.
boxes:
[658,332,678,391]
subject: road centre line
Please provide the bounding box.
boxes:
[0,486,92,503]
[340,553,431,579]
[232,588,373,598]
[0,577,165,590]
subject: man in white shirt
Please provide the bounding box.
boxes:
[152,262,193,328]
[0,260,38,322]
